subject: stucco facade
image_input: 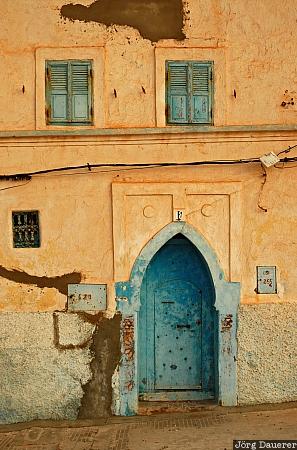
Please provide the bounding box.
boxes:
[0,0,297,424]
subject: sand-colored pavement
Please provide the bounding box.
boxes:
[0,404,296,450]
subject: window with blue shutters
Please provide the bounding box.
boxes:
[166,61,213,125]
[45,60,93,125]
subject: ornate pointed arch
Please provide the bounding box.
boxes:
[114,222,240,416]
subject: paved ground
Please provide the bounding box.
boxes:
[0,404,296,450]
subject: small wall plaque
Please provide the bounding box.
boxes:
[68,284,107,311]
[257,266,277,294]
[173,209,185,222]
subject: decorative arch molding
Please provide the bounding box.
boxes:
[114,222,240,416]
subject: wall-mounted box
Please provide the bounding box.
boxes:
[67,284,107,311]
[257,266,277,294]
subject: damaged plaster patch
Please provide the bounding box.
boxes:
[0,265,81,295]
[53,312,96,349]
[0,313,93,424]
[60,0,185,41]
[79,312,121,418]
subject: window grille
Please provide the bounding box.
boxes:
[12,211,40,248]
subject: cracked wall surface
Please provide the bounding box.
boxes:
[237,303,297,405]
[0,312,120,424]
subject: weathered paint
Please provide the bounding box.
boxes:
[115,222,240,415]
[60,0,185,42]
[0,312,94,424]
[166,61,213,124]
[67,283,107,311]
[1,1,297,130]
[138,235,215,399]
[79,312,121,418]
[0,311,122,424]
[45,60,93,125]
[0,0,297,423]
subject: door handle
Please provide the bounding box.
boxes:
[176,324,191,329]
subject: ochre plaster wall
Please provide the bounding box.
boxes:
[0,0,297,130]
[0,134,296,311]
[0,0,297,422]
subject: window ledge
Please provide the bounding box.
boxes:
[1,124,297,139]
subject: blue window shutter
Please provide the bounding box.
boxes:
[191,62,212,124]
[46,62,68,123]
[70,62,92,123]
[167,62,188,124]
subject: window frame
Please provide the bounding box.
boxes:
[36,47,104,130]
[154,46,226,128]
[45,59,93,126]
[165,60,214,126]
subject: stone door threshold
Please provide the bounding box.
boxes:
[138,399,217,416]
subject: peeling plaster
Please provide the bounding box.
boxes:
[0,312,122,423]
[60,0,185,41]
[53,312,95,350]
[0,265,82,295]
[0,312,93,424]
[79,312,121,418]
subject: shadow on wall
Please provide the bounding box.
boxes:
[60,0,185,41]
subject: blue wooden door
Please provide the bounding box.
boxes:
[155,281,202,389]
[138,234,215,400]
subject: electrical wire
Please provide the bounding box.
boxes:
[0,158,268,180]
[0,179,31,192]
[277,143,297,156]
[32,165,164,179]
[0,143,296,181]
[274,163,297,169]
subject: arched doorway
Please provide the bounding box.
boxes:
[138,234,216,401]
[115,222,240,416]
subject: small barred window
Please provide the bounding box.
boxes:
[12,211,40,248]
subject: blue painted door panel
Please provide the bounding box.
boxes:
[154,281,202,389]
[138,234,215,400]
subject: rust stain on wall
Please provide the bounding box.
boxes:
[0,265,82,295]
[60,0,185,41]
[221,314,233,332]
[121,316,135,393]
[122,316,135,361]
